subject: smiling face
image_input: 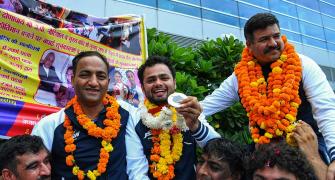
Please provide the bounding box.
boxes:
[247,24,284,65]
[71,55,109,107]
[141,64,176,105]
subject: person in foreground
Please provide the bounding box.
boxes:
[196,138,245,180]
[247,141,317,180]
[0,135,51,180]
[200,13,335,178]
[32,51,132,179]
[125,55,220,180]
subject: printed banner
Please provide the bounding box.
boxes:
[0,0,147,137]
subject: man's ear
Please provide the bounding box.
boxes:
[2,169,16,180]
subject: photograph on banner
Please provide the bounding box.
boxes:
[108,67,144,107]
[35,49,73,107]
[0,0,147,137]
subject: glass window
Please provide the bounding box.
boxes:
[238,3,269,19]
[322,15,335,30]
[320,2,335,17]
[300,21,325,40]
[240,18,247,28]
[202,9,239,26]
[297,6,322,26]
[179,0,200,6]
[281,29,302,43]
[327,42,335,52]
[239,0,268,9]
[158,0,201,17]
[125,0,157,7]
[274,13,300,33]
[325,29,335,43]
[269,0,297,17]
[201,0,238,16]
[320,65,333,81]
[302,35,327,49]
[323,0,335,5]
[295,0,319,11]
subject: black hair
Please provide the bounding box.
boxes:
[0,135,48,176]
[72,51,109,76]
[244,13,280,42]
[246,141,316,179]
[137,56,176,85]
[202,138,245,179]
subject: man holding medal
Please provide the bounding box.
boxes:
[125,55,220,180]
[32,51,133,179]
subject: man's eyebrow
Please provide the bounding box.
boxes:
[25,160,38,170]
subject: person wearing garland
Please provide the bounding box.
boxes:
[200,13,335,178]
[125,56,220,180]
[32,51,132,179]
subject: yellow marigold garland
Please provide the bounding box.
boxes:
[144,100,183,180]
[234,35,302,144]
[63,94,121,180]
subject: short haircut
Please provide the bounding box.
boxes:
[0,135,48,176]
[137,56,176,85]
[244,13,280,42]
[72,51,109,75]
[247,141,316,179]
[203,138,245,178]
[42,52,55,63]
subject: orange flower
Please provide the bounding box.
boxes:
[145,100,183,180]
[66,155,74,166]
[63,94,120,179]
[235,35,302,144]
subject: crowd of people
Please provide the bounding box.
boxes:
[1,12,335,180]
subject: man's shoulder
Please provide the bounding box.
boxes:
[35,108,65,128]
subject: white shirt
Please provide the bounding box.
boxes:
[200,54,335,160]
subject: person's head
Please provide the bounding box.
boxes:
[71,51,110,107]
[244,13,284,65]
[247,142,316,180]
[0,135,51,180]
[126,70,135,85]
[197,138,245,180]
[137,56,176,105]
[65,66,73,83]
[114,71,122,84]
[42,52,55,69]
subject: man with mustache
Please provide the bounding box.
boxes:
[0,135,51,180]
[200,13,335,179]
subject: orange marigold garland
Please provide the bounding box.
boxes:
[235,35,302,144]
[143,100,183,180]
[63,94,121,180]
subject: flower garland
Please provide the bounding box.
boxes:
[63,94,121,180]
[234,35,302,144]
[141,99,183,180]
